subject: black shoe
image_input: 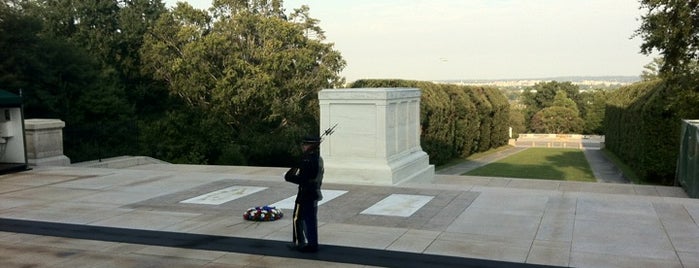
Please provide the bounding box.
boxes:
[298,245,318,253]
[286,244,301,251]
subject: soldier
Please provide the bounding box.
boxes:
[285,136,324,253]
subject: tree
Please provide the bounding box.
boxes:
[5,0,171,161]
[138,107,246,165]
[141,0,345,165]
[522,81,581,110]
[640,58,663,81]
[551,90,580,116]
[0,1,45,97]
[579,89,607,134]
[635,0,699,78]
[0,2,139,161]
[520,81,581,132]
[508,106,526,138]
[633,0,699,153]
[17,0,168,161]
[530,107,584,134]
[33,0,170,114]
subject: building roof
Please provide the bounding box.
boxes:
[0,90,22,107]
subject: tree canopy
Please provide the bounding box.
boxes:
[635,0,699,78]
[0,0,143,161]
[551,90,580,116]
[579,89,607,134]
[635,0,699,120]
[140,0,345,164]
[530,106,584,134]
[518,81,594,134]
[1,0,345,165]
[521,81,581,111]
[599,0,699,185]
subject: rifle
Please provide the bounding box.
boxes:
[288,124,338,178]
[304,123,338,153]
[320,123,338,143]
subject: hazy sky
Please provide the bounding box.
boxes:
[164,0,654,82]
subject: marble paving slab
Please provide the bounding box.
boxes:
[179,186,267,205]
[361,194,434,217]
[269,190,348,209]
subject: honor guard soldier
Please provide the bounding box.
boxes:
[285,135,324,252]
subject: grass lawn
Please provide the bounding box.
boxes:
[436,145,514,171]
[464,148,596,182]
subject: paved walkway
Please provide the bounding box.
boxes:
[583,149,629,183]
[0,163,696,267]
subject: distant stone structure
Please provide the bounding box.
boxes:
[24,119,70,166]
[514,133,604,149]
[318,88,434,185]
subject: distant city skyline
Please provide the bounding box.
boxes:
[163,0,655,82]
[446,75,640,90]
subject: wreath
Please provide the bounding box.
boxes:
[243,206,284,221]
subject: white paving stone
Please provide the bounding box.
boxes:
[360,194,433,217]
[270,189,348,209]
[179,186,267,205]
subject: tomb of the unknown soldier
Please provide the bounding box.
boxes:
[318,88,435,185]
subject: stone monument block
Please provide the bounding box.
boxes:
[24,119,70,166]
[318,88,434,185]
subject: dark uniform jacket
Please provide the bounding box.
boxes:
[284,151,324,202]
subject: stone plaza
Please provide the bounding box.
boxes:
[0,161,696,267]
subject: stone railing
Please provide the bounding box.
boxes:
[24,119,70,166]
[518,133,584,139]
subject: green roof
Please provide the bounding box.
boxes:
[0,90,22,107]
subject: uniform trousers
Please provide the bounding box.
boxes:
[292,200,318,247]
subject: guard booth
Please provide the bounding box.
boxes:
[0,90,28,174]
[677,119,699,198]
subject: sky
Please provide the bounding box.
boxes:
[163,0,655,82]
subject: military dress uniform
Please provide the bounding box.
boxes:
[284,137,324,252]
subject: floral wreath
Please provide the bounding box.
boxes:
[243,206,284,221]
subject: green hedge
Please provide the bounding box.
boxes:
[349,79,510,165]
[604,80,692,185]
